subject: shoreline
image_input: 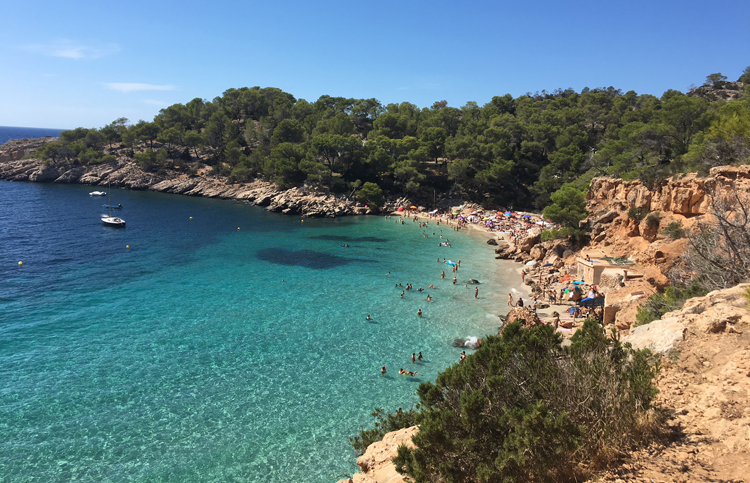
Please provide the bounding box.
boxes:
[394,210,534,321]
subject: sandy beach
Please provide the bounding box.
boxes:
[393,209,587,336]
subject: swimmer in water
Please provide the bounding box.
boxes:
[418,352,423,361]
[417,308,422,317]
[399,368,418,376]
[381,365,386,374]
[452,276,457,284]
[441,271,445,279]
[427,295,432,302]
[367,315,371,320]
[429,284,435,289]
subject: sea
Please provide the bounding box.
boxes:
[0,126,65,145]
[0,129,521,482]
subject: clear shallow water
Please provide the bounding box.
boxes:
[0,181,521,482]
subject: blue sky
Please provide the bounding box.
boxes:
[2,0,748,129]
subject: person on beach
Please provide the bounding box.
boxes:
[475,287,479,298]
[516,297,524,307]
[508,293,514,306]
[522,271,526,282]
[459,351,466,363]
[552,311,560,329]
[381,365,387,374]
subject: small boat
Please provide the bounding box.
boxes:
[101,214,126,227]
[103,204,123,209]
[89,191,106,196]
[101,182,125,227]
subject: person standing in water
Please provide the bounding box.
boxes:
[508,293,514,306]
[381,365,387,374]
[441,271,445,279]
[412,353,416,363]
[418,352,423,361]
[417,308,422,317]
[475,287,479,298]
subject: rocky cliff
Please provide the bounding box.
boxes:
[0,141,373,218]
[596,284,750,482]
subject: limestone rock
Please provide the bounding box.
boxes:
[516,228,542,253]
[624,317,687,354]
[503,307,541,329]
[351,426,419,483]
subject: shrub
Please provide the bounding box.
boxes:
[627,206,648,222]
[646,211,661,228]
[635,281,709,326]
[541,227,586,243]
[662,221,685,240]
[379,321,662,482]
[350,407,418,456]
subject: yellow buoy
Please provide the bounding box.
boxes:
[237,227,241,230]
[126,245,130,249]
[18,261,23,266]
[190,217,193,220]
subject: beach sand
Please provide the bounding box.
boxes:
[394,210,584,336]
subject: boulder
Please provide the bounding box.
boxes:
[516,228,542,253]
[503,307,542,329]
[624,317,687,354]
[350,426,419,483]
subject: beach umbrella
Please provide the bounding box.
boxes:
[542,263,553,267]
[397,206,404,212]
[522,214,531,219]
[410,205,417,209]
[525,260,537,266]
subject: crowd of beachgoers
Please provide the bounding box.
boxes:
[395,205,608,335]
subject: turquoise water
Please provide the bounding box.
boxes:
[0,181,520,482]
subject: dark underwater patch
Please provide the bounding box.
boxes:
[308,235,389,243]
[256,248,354,269]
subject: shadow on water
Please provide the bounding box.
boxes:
[256,248,354,269]
[308,235,389,243]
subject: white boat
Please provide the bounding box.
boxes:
[89,191,106,196]
[101,214,126,227]
[101,182,125,227]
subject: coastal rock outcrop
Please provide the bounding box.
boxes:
[503,307,542,329]
[0,152,367,218]
[338,426,418,483]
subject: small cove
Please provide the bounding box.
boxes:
[0,180,523,482]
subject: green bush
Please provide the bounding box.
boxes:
[627,206,648,222]
[662,221,685,240]
[635,281,710,326]
[377,321,662,483]
[541,227,587,243]
[645,211,661,228]
[350,407,418,456]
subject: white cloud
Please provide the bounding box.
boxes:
[142,99,169,107]
[22,39,119,60]
[106,83,177,93]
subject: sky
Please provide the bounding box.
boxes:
[1,0,748,129]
